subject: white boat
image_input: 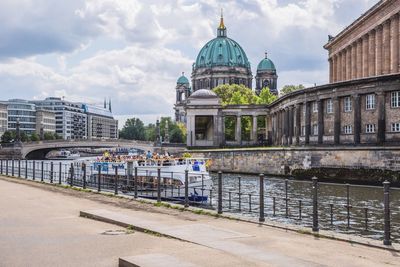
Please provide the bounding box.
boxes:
[49,150,80,160]
[90,158,213,203]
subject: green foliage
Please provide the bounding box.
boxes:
[43,132,55,140]
[1,130,15,143]
[213,84,258,106]
[119,118,146,140]
[280,84,305,96]
[30,133,40,141]
[54,133,62,140]
[144,123,156,141]
[257,87,278,104]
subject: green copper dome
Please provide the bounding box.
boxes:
[257,53,276,72]
[177,73,189,84]
[194,15,250,70]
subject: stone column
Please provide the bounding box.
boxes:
[353,95,361,145]
[305,102,311,145]
[332,55,337,82]
[377,92,386,145]
[337,52,342,82]
[252,115,258,142]
[283,108,289,146]
[333,97,341,145]
[351,43,357,79]
[288,106,294,145]
[369,29,376,76]
[362,35,369,77]
[342,50,347,81]
[295,104,301,145]
[356,39,363,78]
[346,47,352,80]
[221,114,226,146]
[391,14,399,74]
[383,20,391,74]
[235,115,242,145]
[329,58,333,83]
[317,99,324,145]
[376,25,383,75]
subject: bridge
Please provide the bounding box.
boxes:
[0,139,187,159]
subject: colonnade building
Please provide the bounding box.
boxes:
[185,1,400,148]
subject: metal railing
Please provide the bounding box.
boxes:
[0,159,398,246]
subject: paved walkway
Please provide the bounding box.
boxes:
[0,176,399,267]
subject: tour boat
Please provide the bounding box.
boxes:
[49,149,80,160]
[89,158,213,203]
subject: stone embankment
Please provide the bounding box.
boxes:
[191,146,400,185]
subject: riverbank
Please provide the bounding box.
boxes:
[190,146,400,185]
[0,176,398,267]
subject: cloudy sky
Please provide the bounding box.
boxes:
[0,0,378,125]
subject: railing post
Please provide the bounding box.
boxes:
[50,162,53,183]
[25,160,28,179]
[157,168,161,202]
[70,163,74,186]
[18,159,21,178]
[114,166,118,195]
[97,164,101,192]
[1,159,3,174]
[184,170,189,207]
[32,161,35,180]
[312,177,319,232]
[134,166,138,199]
[285,179,289,218]
[41,161,44,182]
[58,162,62,184]
[238,176,242,212]
[11,159,14,177]
[82,163,86,189]
[6,160,8,176]
[346,183,351,228]
[383,181,391,246]
[217,171,223,214]
[259,174,265,222]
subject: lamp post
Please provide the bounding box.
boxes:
[15,118,22,146]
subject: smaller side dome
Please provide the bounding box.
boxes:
[257,52,276,72]
[177,72,189,84]
[189,89,218,99]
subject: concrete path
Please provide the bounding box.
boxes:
[0,177,399,267]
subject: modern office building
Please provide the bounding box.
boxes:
[31,97,87,140]
[6,99,36,135]
[0,103,8,137]
[35,109,56,137]
[83,104,118,140]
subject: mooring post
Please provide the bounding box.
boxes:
[58,162,62,184]
[184,170,189,207]
[70,163,74,187]
[50,162,53,183]
[217,171,223,214]
[41,161,44,182]
[114,166,118,195]
[82,163,86,189]
[157,168,161,202]
[32,161,36,180]
[259,174,265,222]
[383,181,391,246]
[97,164,101,192]
[312,177,319,232]
[134,166,138,199]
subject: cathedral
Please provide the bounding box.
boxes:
[174,14,278,122]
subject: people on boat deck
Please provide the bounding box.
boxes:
[96,150,180,164]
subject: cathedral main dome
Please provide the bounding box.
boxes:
[194,36,250,69]
[190,14,253,92]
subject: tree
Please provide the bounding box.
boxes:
[44,132,55,140]
[280,84,305,96]
[1,131,15,143]
[144,123,156,141]
[119,118,146,140]
[213,84,259,106]
[257,87,278,104]
[54,133,62,140]
[30,133,40,141]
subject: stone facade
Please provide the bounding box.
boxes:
[325,0,400,83]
